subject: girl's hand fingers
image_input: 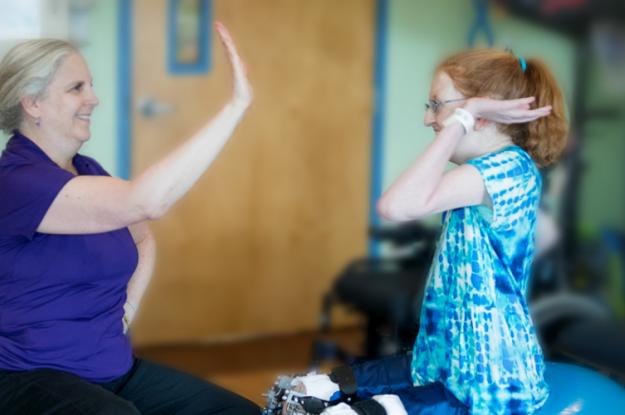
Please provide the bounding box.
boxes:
[516,96,536,105]
[524,107,552,119]
[500,97,537,112]
[507,107,551,122]
[484,107,550,123]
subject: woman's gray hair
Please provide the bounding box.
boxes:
[0,39,78,134]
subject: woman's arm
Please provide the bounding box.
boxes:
[123,221,156,331]
[37,23,252,235]
[377,97,551,222]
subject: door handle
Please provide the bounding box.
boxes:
[137,96,175,119]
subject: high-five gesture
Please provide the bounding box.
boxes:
[34,22,255,236]
[215,22,253,109]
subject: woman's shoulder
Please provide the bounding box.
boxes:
[0,133,59,173]
[0,152,55,179]
[73,153,110,176]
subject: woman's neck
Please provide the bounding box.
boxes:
[19,125,80,174]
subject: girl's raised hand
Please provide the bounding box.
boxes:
[465,96,551,124]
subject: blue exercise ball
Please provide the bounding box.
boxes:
[535,362,625,414]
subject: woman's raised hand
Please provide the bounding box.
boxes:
[464,96,551,124]
[215,22,253,108]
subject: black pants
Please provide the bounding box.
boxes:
[0,358,260,415]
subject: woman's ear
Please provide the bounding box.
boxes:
[20,95,41,119]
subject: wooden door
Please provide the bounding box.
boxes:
[131,0,374,345]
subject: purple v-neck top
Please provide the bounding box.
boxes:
[0,131,137,382]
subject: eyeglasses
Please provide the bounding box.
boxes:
[425,98,466,114]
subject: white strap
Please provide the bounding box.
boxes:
[322,403,359,414]
[292,373,340,401]
[443,107,475,134]
[373,394,407,415]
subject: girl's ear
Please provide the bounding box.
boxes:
[473,118,491,131]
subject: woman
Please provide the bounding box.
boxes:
[282,49,567,415]
[0,23,259,414]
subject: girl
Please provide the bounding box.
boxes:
[286,49,567,415]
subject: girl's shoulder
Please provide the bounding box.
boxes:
[469,145,539,182]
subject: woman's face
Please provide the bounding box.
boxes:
[35,52,99,143]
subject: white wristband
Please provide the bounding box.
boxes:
[443,107,475,133]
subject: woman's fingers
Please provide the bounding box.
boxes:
[215,22,242,73]
[214,21,252,105]
[215,22,235,60]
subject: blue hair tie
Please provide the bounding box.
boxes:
[518,56,527,73]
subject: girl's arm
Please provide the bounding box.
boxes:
[377,97,551,222]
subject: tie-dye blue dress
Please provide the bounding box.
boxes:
[411,146,549,415]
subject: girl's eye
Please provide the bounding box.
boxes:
[73,83,84,92]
